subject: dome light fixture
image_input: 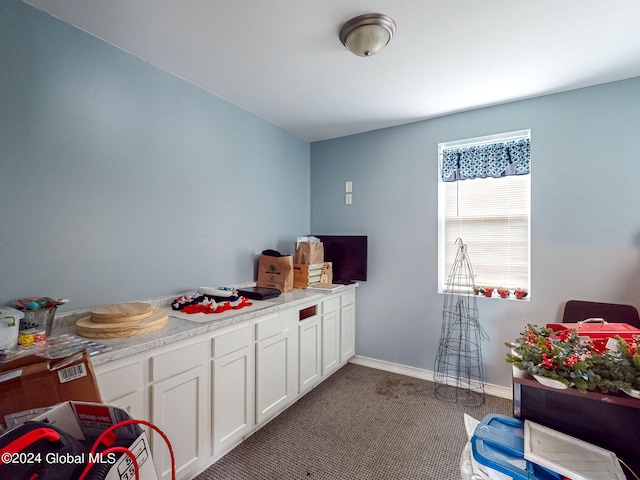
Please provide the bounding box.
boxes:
[339,13,397,57]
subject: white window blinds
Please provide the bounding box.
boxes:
[438,130,531,293]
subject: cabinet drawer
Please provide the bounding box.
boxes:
[255,312,288,341]
[212,324,252,358]
[341,291,355,307]
[96,358,144,402]
[298,313,319,325]
[150,340,207,382]
[322,296,340,314]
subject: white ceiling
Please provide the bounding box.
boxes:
[23,0,640,142]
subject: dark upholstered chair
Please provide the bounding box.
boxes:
[562,300,640,328]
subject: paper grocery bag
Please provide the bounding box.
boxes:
[294,242,324,264]
[257,254,294,293]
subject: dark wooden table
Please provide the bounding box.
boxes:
[513,373,640,479]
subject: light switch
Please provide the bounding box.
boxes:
[345,181,352,193]
[345,194,352,205]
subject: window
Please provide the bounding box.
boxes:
[437,130,531,295]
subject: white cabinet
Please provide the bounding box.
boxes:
[211,324,253,455]
[321,296,341,375]
[149,339,209,480]
[255,311,297,425]
[94,287,356,479]
[340,291,356,363]
[298,303,321,394]
[95,353,146,421]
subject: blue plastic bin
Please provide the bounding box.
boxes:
[471,414,565,480]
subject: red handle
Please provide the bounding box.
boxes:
[0,428,61,465]
[80,418,175,480]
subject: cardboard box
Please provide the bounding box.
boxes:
[32,401,159,480]
[293,262,332,288]
[0,350,102,429]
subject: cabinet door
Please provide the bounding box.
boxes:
[298,315,321,394]
[255,330,295,425]
[95,354,146,421]
[151,365,208,480]
[212,344,253,455]
[340,303,355,363]
[322,309,340,375]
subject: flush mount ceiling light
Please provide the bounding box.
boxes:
[339,13,397,57]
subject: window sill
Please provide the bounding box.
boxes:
[477,293,530,302]
[438,287,530,301]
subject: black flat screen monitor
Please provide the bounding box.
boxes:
[314,235,367,283]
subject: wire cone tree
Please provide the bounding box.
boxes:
[434,239,488,406]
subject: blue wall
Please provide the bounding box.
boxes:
[0,0,310,310]
[4,0,640,389]
[311,77,640,387]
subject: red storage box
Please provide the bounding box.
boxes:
[546,319,640,352]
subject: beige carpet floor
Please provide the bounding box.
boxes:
[195,363,513,479]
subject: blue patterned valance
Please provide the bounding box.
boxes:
[441,138,530,182]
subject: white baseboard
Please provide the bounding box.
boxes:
[348,355,513,400]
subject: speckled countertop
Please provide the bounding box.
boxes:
[50,286,355,366]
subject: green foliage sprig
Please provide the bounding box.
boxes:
[506,324,640,394]
[506,324,597,393]
[602,336,640,391]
